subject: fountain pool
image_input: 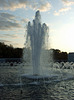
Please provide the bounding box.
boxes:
[0,62,74,100]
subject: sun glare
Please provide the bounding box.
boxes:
[51,24,74,52]
[59,24,74,52]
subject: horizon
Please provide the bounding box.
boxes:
[0,41,72,54]
[0,0,74,53]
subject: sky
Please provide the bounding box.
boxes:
[0,0,74,53]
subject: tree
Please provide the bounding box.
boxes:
[52,49,68,62]
[0,42,23,58]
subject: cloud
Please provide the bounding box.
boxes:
[0,0,51,12]
[0,12,16,22]
[62,0,74,6]
[0,20,22,30]
[0,33,24,47]
[54,7,71,16]
[36,1,51,12]
[54,11,60,16]
[0,0,26,10]
[0,12,15,21]
[0,33,19,38]
[0,39,20,47]
[54,0,73,16]
[59,7,71,12]
[0,12,22,30]
[21,18,29,23]
[0,39,11,43]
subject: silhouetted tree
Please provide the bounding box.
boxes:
[0,42,23,58]
[52,49,68,62]
[0,42,68,62]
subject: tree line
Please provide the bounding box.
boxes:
[52,49,68,62]
[0,42,22,58]
[0,42,68,62]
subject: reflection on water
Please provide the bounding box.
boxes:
[0,80,74,100]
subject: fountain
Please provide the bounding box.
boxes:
[0,11,74,87]
[22,10,50,84]
[22,11,74,85]
[25,10,48,75]
[0,11,74,100]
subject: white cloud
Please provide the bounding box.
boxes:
[54,0,73,16]
[54,11,60,16]
[62,0,74,6]
[36,1,51,12]
[54,7,71,16]
[59,7,71,12]
[0,0,51,12]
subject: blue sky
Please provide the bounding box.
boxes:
[0,0,74,52]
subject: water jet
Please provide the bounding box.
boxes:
[22,11,74,85]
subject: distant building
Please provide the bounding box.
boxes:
[68,52,74,62]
